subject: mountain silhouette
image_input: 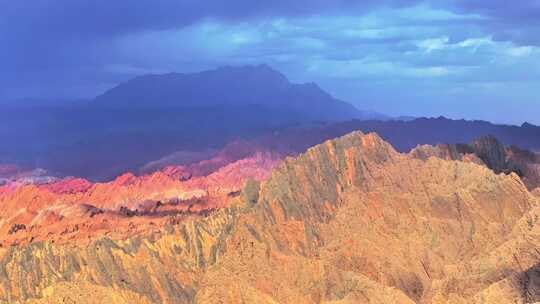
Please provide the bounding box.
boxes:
[93,64,385,121]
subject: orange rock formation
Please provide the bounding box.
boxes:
[0,132,538,303]
[0,152,281,247]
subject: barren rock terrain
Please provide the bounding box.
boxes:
[0,132,538,303]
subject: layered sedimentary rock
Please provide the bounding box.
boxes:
[411,135,540,190]
[0,152,281,247]
[142,139,267,178]
[0,132,539,303]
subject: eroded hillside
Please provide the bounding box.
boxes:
[0,132,539,303]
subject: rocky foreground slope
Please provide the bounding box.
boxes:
[0,132,539,303]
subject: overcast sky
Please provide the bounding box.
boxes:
[1,0,539,124]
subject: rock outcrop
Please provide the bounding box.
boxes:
[411,135,540,190]
[0,152,281,247]
[0,131,538,303]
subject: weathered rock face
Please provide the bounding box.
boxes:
[506,146,540,191]
[411,135,540,190]
[1,207,239,303]
[1,131,539,303]
[0,152,281,247]
[146,139,268,178]
[203,132,539,303]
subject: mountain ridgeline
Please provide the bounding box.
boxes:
[92,65,379,121]
[1,65,540,182]
[0,131,538,303]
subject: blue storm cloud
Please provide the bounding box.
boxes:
[0,0,539,124]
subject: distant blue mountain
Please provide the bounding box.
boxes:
[93,64,387,121]
[2,65,539,181]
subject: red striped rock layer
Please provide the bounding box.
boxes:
[0,152,281,246]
